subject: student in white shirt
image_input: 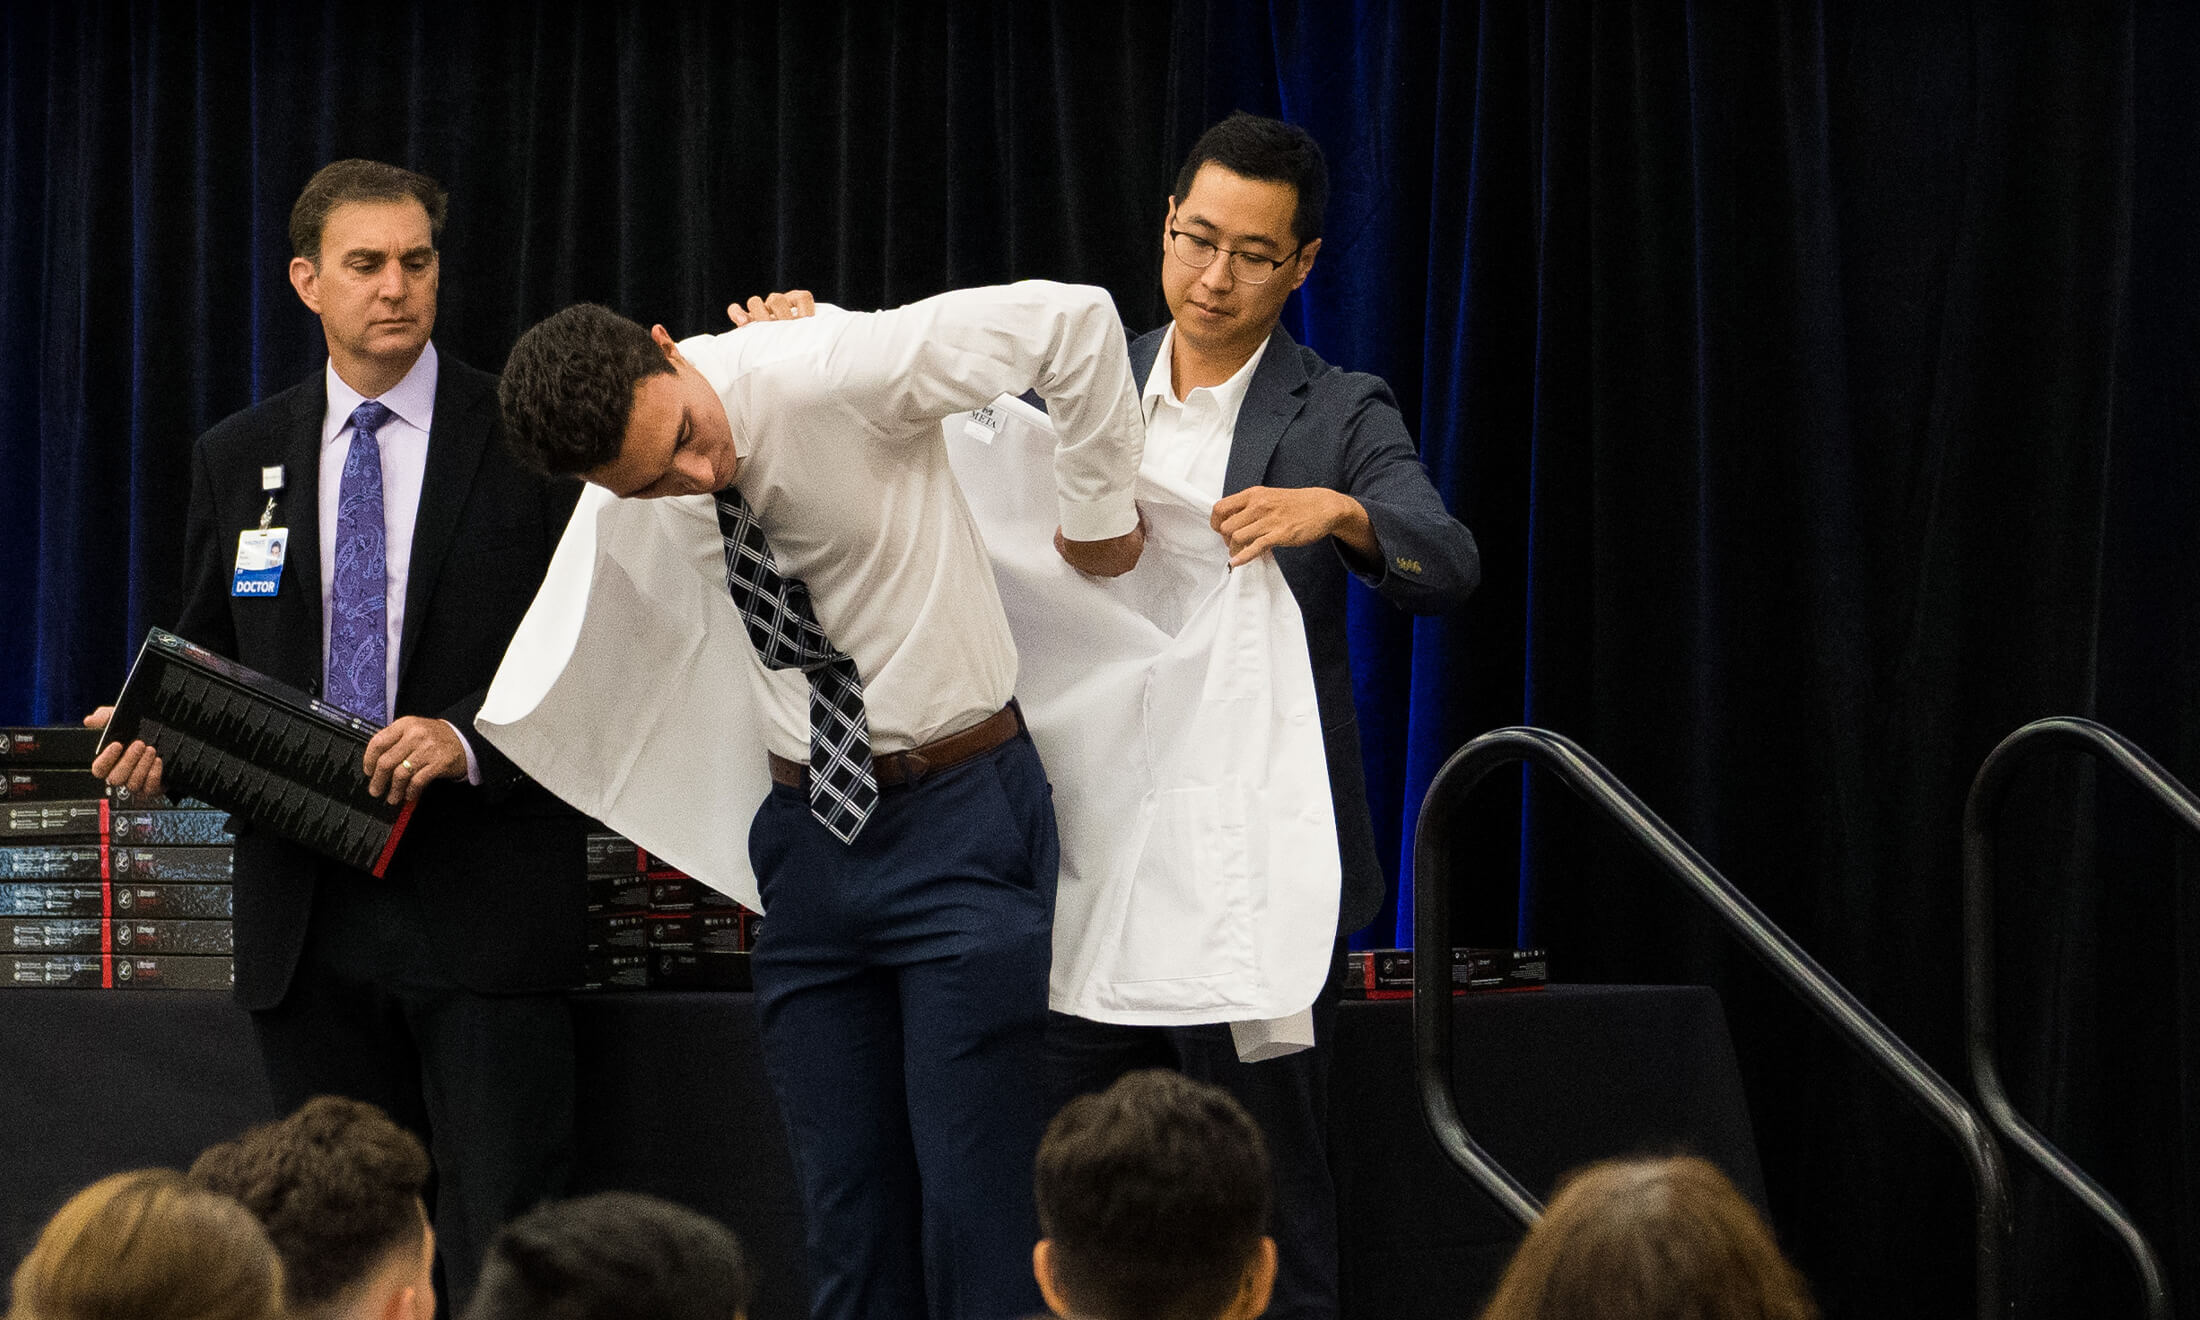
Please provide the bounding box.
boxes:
[496,283,1146,1320]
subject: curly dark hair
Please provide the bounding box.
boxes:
[188,1096,430,1314]
[1035,1068,1272,1320]
[499,303,677,477]
[289,159,447,262]
[464,1192,751,1320]
[1172,112,1328,246]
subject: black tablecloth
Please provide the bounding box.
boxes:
[0,984,1757,1319]
[1332,985,1763,1315]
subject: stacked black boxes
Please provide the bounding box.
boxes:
[0,727,235,990]
[1341,947,1548,999]
[583,831,759,991]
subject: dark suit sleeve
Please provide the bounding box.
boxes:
[174,435,240,656]
[1329,377,1480,614]
[436,471,585,797]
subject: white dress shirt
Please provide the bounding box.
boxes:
[676,281,1145,757]
[1139,323,1269,501]
[317,344,477,779]
[478,282,1145,911]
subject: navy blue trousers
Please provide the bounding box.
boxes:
[748,732,1058,1320]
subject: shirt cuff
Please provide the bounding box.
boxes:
[442,720,483,786]
[1057,489,1139,543]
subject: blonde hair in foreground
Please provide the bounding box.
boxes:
[7,1168,286,1320]
[1477,1156,1818,1320]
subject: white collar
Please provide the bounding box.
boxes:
[324,342,439,445]
[1141,323,1268,421]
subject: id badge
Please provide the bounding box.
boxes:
[232,528,289,597]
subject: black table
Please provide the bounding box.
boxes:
[0,984,1757,1319]
[1331,985,1763,1315]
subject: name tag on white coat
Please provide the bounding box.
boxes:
[961,405,1001,445]
[231,528,289,597]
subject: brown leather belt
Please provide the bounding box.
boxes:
[767,703,1023,790]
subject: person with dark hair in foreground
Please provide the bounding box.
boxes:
[6,1169,287,1320]
[463,1192,750,1320]
[1032,1069,1277,1320]
[496,283,1144,1320]
[190,1095,436,1320]
[86,157,586,1307]
[1476,1156,1819,1320]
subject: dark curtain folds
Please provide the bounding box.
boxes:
[3,3,2196,1316]
[0,0,1183,714]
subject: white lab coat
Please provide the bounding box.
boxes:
[477,395,1339,1053]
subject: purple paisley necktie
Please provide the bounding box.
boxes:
[326,399,394,722]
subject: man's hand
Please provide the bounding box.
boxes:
[1211,486,1376,568]
[726,290,817,327]
[1055,510,1147,578]
[363,716,467,805]
[85,705,164,798]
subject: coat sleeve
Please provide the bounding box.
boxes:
[772,281,1146,541]
[436,470,586,797]
[1328,376,1480,615]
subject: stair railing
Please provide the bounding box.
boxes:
[1964,716,2184,1320]
[1413,726,2014,1320]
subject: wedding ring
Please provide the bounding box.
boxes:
[401,758,415,771]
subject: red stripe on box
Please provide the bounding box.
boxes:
[371,799,419,878]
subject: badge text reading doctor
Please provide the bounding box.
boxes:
[233,467,289,597]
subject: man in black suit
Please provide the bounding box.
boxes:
[91,159,585,1307]
[1045,113,1482,1320]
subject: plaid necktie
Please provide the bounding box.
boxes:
[715,487,878,842]
[326,400,393,722]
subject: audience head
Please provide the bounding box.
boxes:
[1476,1155,1817,1320]
[463,1191,751,1320]
[6,1168,286,1320]
[188,1095,434,1320]
[1032,1068,1275,1320]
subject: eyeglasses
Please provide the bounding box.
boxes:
[1166,229,1303,285]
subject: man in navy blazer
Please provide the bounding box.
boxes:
[1047,113,1481,1320]
[92,159,585,1308]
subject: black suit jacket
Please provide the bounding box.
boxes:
[1131,325,1480,935]
[175,353,587,1009]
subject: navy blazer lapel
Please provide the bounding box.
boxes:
[1222,325,1310,497]
[396,364,491,693]
[278,377,327,688]
[1129,328,1165,394]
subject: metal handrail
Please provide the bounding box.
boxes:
[1413,726,2014,1320]
[1964,717,2183,1320]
